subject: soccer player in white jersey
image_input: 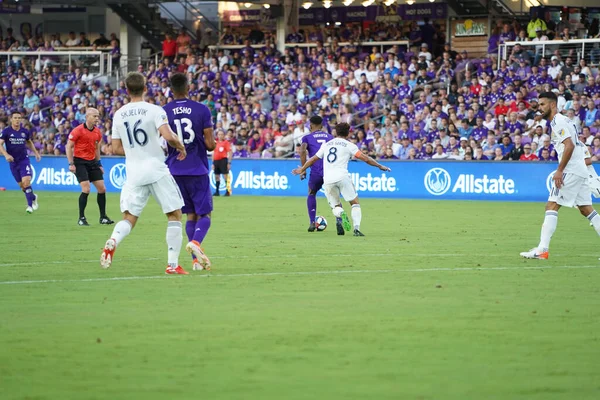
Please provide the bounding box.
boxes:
[100,72,190,275]
[292,122,391,236]
[521,91,600,259]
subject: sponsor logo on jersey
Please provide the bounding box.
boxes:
[109,163,127,189]
[424,167,515,196]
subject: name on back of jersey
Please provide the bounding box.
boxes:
[119,107,149,119]
[172,107,192,115]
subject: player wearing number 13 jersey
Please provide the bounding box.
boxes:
[293,123,391,237]
[163,72,216,271]
[101,72,189,275]
[521,91,600,260]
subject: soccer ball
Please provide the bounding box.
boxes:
[315,216,327,231]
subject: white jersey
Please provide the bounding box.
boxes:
[112,101,171,186]
[316,137,360,184]
[550,113,588,179]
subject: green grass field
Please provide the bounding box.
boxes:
[1,191,599,400]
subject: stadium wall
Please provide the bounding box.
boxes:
[0,156,590,202]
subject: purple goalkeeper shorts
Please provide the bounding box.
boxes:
[174,175,213,215]
[308,172,324,193]
[9,160,32,184]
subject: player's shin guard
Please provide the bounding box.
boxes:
[586,210,600,236]
[79,192,89,218]
[185,220,196,242]
[23,186,34,207]
[166,221,183,269]
[111,220,132,246]
[307,194,317,223]
[351,204,362,230]
[538,210,558,251]
[97,193,107,216]
[193,216,211,244]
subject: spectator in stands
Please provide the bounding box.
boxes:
[527,15,547,39]
[93,33,111,47]
[176,28,191,58]
[519,144,538,161]
[162,33,177,63]
[79,33,90,47]
[65,32,81,47]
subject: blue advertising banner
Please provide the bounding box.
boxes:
[0,156,588,203]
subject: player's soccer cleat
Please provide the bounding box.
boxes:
[186,240,211,270]
[100,238,117,269]
[32,194,39,211]
[340,211,352,232]
[26,206,33,214]
[336,218,345,235]
[308,222,316,232]
[78,217,90,226]
[225,191,231,196]
[165,265,189,275]
[192,258,206,271]
[99,216,114,225]
[519,248,549,259]
[353,229,365,237]
[213,191,220,197]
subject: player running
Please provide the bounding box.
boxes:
[300,116,336,233]
[292,122,391,236]
[100,72,188,275]
[0,111,41,213]
[520,91,600,259]
[164,72,216,271]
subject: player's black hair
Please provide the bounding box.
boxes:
[309,115,323,126]
[10,110,22,117]
[539,91,558,103]
[170,72,188,95]
[336,122,350,137]
[124,72,146,96]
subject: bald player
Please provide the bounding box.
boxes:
[66,108,114,226]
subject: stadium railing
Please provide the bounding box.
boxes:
[208,40,410,55]
[498,38,600,68]
[0,51,113,76]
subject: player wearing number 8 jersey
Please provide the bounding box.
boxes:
[521,91,600,259]
[293,123,391,236]
[101,72,189,275]
[163,73,216,271]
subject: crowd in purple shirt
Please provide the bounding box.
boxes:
[1,21,600,162]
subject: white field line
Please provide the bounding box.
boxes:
[0,253,528,268]
[0,264,599,285]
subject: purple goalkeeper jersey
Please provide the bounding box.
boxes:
[163,99,213,176]
[1,126,31,162]
[301,130,334,176]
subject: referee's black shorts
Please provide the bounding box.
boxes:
[213,159,229,175]
[74,157,104,183]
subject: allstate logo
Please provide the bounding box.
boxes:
[546,170,556,193]
[209,169,234,192]
[424,167,451,196]
[110,163,127,189]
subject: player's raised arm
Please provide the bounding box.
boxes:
[158,124,187,161]
[355,151,391,172]
[204,127,216,151]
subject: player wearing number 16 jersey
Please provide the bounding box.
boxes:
[101,72,189,275]
[521,91,600,260]
[293,123,391,236]
[163,73,216,271]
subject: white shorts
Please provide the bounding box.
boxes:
[120,174,184,217]
[548,172,592,208]
[323,176,358,208]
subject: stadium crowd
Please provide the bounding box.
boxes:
[1,15,600,162]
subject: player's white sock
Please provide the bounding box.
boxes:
[166,221,182,269]
[332,206,344,218]
[111,220,132,246]
[586,210,600,236]
[351,204,362,230]
[537,210,558,251]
